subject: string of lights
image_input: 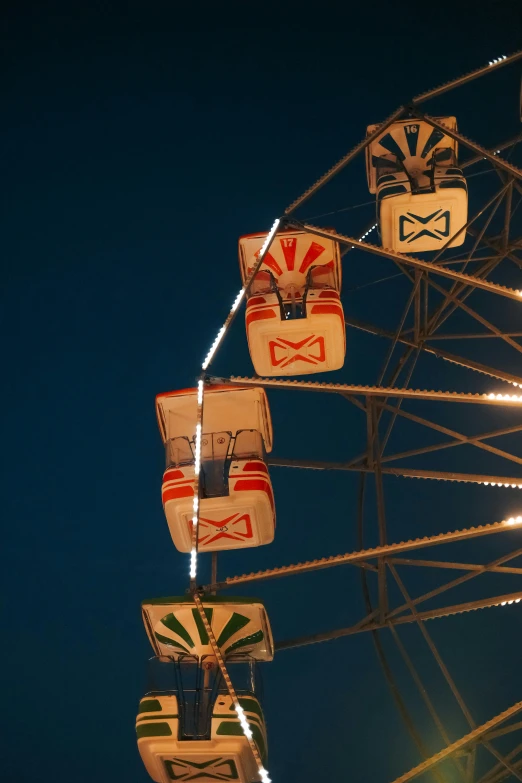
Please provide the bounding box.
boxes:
[193,592,271,783]
[201,218,281,371]
[189,379,204,582]
[193,217,282,583]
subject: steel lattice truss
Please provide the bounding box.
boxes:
[190,50,522,783]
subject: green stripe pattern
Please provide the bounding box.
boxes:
[136,722,172,739]
[145,601,270,661]
[191,607,213,645]
[139,699,162,714]
[158,612,195,650]
[216,613,250,647]
[216,722,267,765]
[224,630,264,656]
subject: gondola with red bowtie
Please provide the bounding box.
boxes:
[239,228,345,376]
[156,385,275,553]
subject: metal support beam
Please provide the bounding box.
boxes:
[212,375,522,407]
[412,50,522,104]
[275,589,522,651]
[345,314,522,386]
[201,517,522,592]
[267,459,522,488]
[387,546,522,621]
[284,106,405,215]
[287,220,522,303]
[388,701,522,783]
[411,111,522,182]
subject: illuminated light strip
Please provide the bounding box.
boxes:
[350,223,378,249]
[431,593,522,614]
[412,50,522,104]
[487,392,522,401]
[478,480,518,489]
[258,218,282,258]
[189,549,197,580]
[236,703,253,740]
[202,516,522,591]
[489,55,508,65]
[389,699,522,783]
[201,218,281,371]
[221,374,522,406]
[190,379,205,582]
[433,353,522,387]
[193,592,271,783]
[289,221,522,301]
[359,224,378,240]
[202,326,227,371]
[275,589,522,652]
[231,289,244,313]
[399,473,522,489]
[195,217,280,577]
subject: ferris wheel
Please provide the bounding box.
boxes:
[136,50,522,783]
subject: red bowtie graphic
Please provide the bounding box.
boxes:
[269,335,326,368]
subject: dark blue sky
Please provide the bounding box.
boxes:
[2,5,522,783]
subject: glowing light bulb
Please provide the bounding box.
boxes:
[486,392,522,401]
[202,326,227,370]
[231,288,245,313]
[257,218,281,258]
[236,704,253,738]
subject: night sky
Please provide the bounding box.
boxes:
[3,5,522,783]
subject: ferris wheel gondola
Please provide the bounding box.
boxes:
[239,228,345,375]
[156,386,275,552]
[137,597,272,783]
[365,116,468,251]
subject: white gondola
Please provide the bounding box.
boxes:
[142,596,274,662]
[156,386,275,552]
[137,596,272,783]
[239,228,345,376]
[137,692,267,783]
[366,117,468,252]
